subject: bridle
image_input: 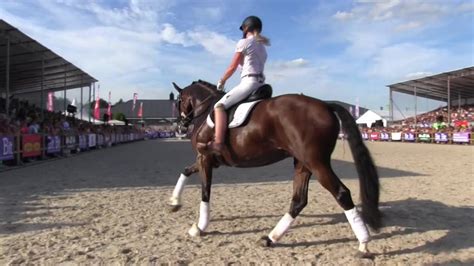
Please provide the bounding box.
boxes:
[176,83,222,128]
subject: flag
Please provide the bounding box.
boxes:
[132,93,138,111]
[47,92,54,112]
[107,91,112,118]
[94,96,100,120]
[138,102,143,118]
[355,97,360,118]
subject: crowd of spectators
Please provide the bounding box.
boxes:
[0,98,142,137]
[361,104,474,136]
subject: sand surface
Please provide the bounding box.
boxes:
[0,140,473,265]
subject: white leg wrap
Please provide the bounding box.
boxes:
[197,201,210,231]
[268,213,295,243]
[344,208,370,243]
[170,174,187,205]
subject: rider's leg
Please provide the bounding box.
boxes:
[207,104,227,154]
[205,77,262,155]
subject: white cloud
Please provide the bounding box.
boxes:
[395,21,421,32]
[188,30,235,57]
[160,24,193,46]
[367,43,441,81]
[406,71,432,79]
[333,11,353,21]
[157,24,235,57]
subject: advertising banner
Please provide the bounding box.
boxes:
[97,134,104,146]
[79,135,87,149]
[361,132,369,140]
[391,132,402,141]
[417,133,431,142]
[46,136,61,154]
[370,132,380,141]
[452,132,470,143]
[379,133,389,141]
[22,134,42,157]
[0,136,14,160]
[434,133,449,142]
[65,135,77,148]
[404,133,415,141]
[88,134,97,147]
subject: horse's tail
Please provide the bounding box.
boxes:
[329,103,382,230]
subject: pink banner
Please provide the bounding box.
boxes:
[138,102,143,118]
[94,96,100,120]
[47,92,54,112]
[133,93,138,111]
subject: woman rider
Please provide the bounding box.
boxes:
[205,16,270,155]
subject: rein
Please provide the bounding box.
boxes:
[179,82,223,126]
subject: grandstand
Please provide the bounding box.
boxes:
[387,66,474,125]
[0,19,97,120]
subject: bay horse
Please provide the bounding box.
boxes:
[169,80,381,257]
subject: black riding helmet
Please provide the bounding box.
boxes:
[240,16,262,36]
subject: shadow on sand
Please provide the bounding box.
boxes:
[207,198,474,256]
[0,141,423,236]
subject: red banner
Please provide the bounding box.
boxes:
[22,134,42,157]
[94,96,100,120]
[138,102,143,118]
[370,132,380,141]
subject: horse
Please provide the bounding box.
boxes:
[168,80,381,257]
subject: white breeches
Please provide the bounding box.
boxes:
[214,76,264,110]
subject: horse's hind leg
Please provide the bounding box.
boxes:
[169,162,199,212]
[261,159,311,246]
[312,159,373,257]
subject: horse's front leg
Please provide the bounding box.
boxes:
[168,162,199,212]
[188,154,213,236]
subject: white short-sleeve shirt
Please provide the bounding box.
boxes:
[235,36,267,78]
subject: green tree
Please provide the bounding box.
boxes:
[113,112,126,121]
[89,98,109,109]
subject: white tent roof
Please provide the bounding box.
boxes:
[107,119,125,126]
[356,110,387,127]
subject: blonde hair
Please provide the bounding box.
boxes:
[255,31,270,46]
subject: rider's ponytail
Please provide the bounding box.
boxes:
[255,32,270,46]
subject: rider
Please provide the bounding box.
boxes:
[206,15,270,155]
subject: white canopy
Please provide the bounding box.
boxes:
[356,110,387,127]
[107,119,125,126]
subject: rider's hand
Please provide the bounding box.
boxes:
[217,80,225,91]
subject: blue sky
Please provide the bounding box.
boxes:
[1,0,473,112]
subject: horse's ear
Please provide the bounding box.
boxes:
[172,82,182,93]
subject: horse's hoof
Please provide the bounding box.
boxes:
[169,205,182,212]
[188,223,201,237]
[356,251,375,260]
[258,236,274,247]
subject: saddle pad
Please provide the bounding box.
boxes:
[207,100,262,129]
